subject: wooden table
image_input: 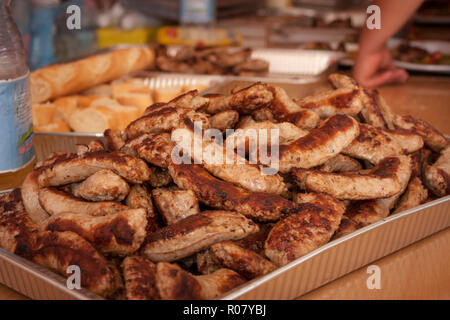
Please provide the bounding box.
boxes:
[0,74,449,300]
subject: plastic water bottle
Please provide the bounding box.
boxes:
[0,0,35,191]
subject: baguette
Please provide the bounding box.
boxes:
[31,46,155,103]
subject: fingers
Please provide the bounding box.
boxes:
[358,67,408,88]
[353,46,409,88]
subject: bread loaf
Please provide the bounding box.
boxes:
[30,46,155,103]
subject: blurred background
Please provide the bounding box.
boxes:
[11,0,450,70]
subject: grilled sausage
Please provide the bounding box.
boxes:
[423,144,450,196]
[393,114,448,152]
[294,86,364,118]
[32,231,122,297]
[45,209,147,256]
[122,256,160,300]
[142,210,259,262]
[21,171,50,228]
[71,169,130,202]
[155,262,245,300]
[168,163,302,222]
[152,188,200,225]
[265,195,345,266]
[276,114,360,173]
[120,133,174,168]
[267,86,320,130]
[204,82,273,115]
[209,241,276,279]
[316,154,362,173]
[39,187,127,216]
[172,124,288,195]
[209,110,239,131]
[37,151,151,186]
[394,177,428,214]
[291,156,411,200]
[124,106,210,140]
[342,123,403,164]
[384,129,424,154]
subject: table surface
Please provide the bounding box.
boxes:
[1,74,449,300]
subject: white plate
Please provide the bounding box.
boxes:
[389,39,450,74]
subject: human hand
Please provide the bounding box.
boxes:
[353,45,408,88]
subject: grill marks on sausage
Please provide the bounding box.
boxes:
[47,216,135,246]
[145,213,213,243]
[284,114,355,152]
[301,89,359,111]
[122,256,160,300]
[0,189,39,258]
[32,231,120,297]
[169,163,300,221]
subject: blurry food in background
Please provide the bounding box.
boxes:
[300,41,334,50]
[155,45,269,76]
[312,16,353,28]
[392,43,450,65]
[416,0,450,16]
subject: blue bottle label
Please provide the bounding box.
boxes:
[0,73,34,172]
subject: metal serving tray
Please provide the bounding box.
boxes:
[34,132,104,163]
[0,196,448,300]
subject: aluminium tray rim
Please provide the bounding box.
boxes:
[219,194,450,300]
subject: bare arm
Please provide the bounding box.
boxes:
[353,0,425,88]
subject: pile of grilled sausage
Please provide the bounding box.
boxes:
[1,74,448,299]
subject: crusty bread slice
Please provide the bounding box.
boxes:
[32,103,55,126]
[103,104,140,130]
[53,96,79,123]
[89,98,140,131]
[53,95,102,124]
[34,119,70,132]
[115,92,153,115]
[89,97,121,108]
[69,106,117,133]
